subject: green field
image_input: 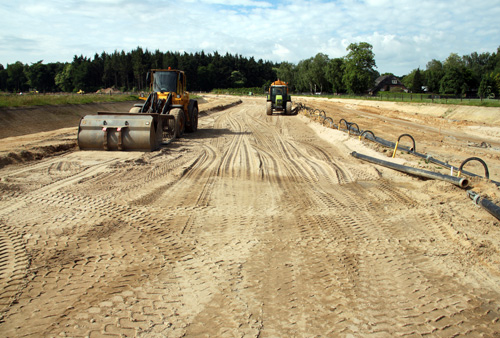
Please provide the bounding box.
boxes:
[327,92,500,108]
[210,87,500,108]
[0,93,140,108]
[2,91,499,109]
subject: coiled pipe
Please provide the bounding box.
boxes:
[351,151,469,188]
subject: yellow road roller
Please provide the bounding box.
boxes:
[78,68,198,151]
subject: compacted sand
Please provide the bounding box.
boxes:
[1,95,500,337]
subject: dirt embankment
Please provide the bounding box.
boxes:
[0,96,242,140]
[0,102,139,139]
[0,95,241,168]
[322,98,500,126]
[296,96,500,176]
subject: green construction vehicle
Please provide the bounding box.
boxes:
[266,80,292,115]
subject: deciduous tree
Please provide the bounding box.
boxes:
[310,53,330,93]
[55,64,73,92]
[6,62,27,92]
[439,53,473,96]
[326,58,345,94]
[342,42,377,94]
[276,62,296,90]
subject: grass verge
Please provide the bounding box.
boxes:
[312,93,500,108]
[0,93,139,108]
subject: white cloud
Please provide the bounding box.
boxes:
[0,0,499,75]
[197,0,273,7]
[273,43,291,60]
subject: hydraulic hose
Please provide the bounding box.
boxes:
[351,151,469,188]
[467,190,500,221]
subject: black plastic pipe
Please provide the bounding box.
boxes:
[408,151,500,186]
[459,157,489,179]
[351,151,469,188]
[303,109,494,185]
[358,132,497,184]
[467,190,500,221]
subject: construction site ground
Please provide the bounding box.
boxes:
[1,94,500,337]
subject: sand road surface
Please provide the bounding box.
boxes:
[1,96,500,337]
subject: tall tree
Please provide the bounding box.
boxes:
[411,68,423,93]
[325,58,345,94]
[463,51,492,90]
[296,58,314,93]
[245,57,260,87]
[439,53,473,95]
[490,47,500,95]
[401,70,414,90]
[0,64,7,91]
[494,73,500,97]
[310,53,330,93]
[24,60,54,92]
[90,53,104,91]
[118,50,132,90]
[478,75,494,98]
[131,47,149,90]
[342,42,377,94]
[424,59,444,93]
[55,63,74,92]
[197,63,216,92]
[163,51,179,70]
[402,68,424,93]
[276,62,296,90]
[72,55,93,92]
[230,70,246,87]
[6,62,28,92]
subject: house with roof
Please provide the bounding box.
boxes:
[369,75,407,95]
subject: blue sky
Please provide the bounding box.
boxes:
[1,0,499,76]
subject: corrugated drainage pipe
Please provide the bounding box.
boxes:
[351,151,469,189]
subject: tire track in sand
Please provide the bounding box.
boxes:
[0,98,499,337]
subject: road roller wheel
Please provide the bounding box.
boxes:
[171,108,185,138]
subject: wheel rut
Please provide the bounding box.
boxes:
[0,98,499,337]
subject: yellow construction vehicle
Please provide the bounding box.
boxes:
[77,68,198,151]
[266,79,292,115]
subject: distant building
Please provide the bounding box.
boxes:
[369,75,407,95]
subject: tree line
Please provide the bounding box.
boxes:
[277,44,500,98]
[277,42,379,95]
[1,44,499,97]
[402,50,500,98]
[0,48,277,94]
